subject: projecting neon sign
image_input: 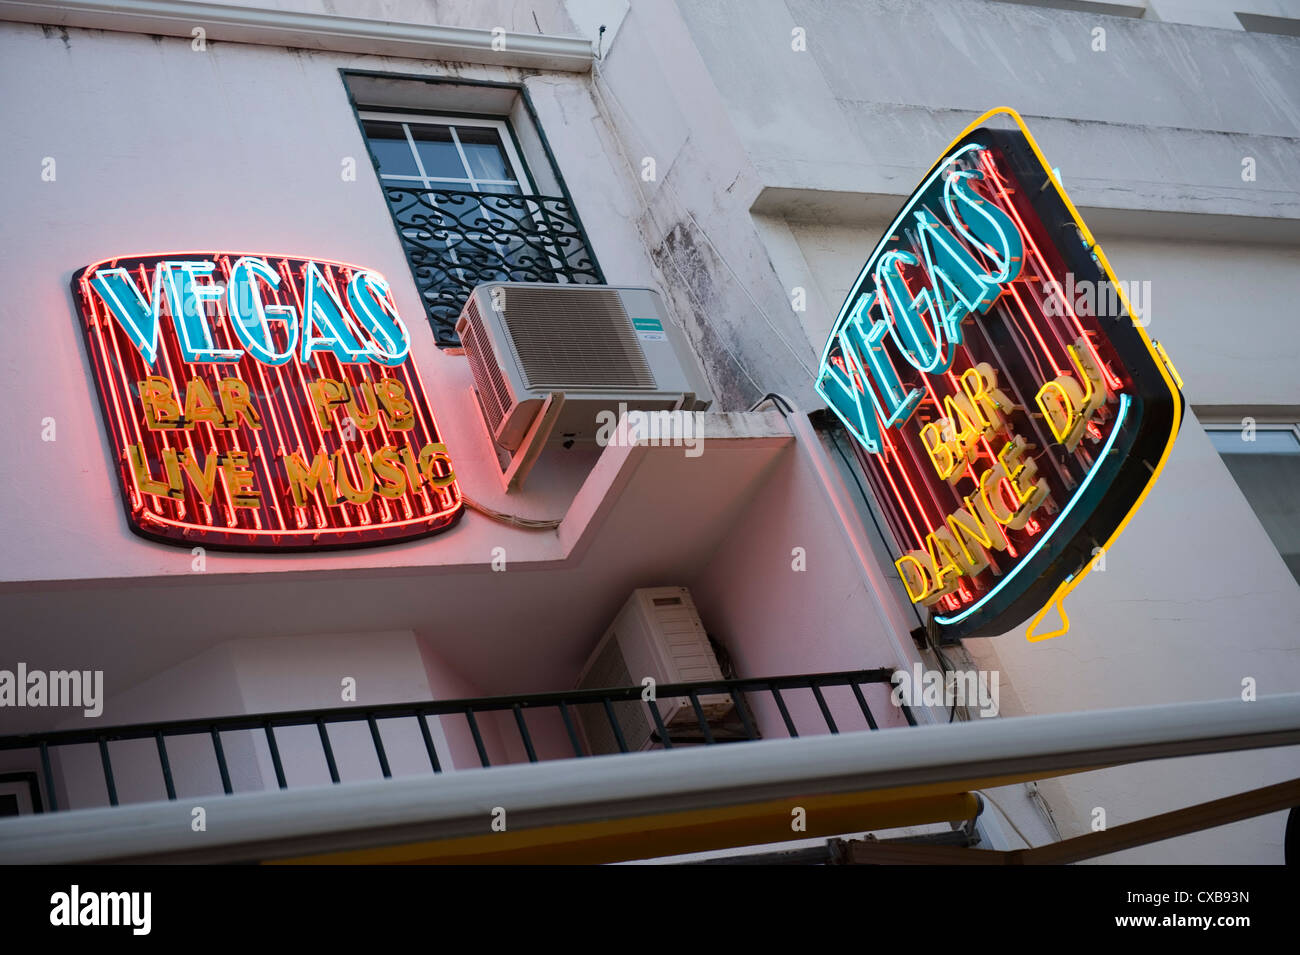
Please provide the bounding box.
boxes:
[818,108,1183,641]
[73,252,462,550]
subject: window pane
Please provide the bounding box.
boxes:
[423,178,477,190]
[456,126,515,183]
[1208,427,1300,455]
[362,121,422,178]
[1210,426,1300,585]
[477,181,522,195]
[408,124,466,180]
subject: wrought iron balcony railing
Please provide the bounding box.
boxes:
[382,187,605,347]
[0,669,914,813]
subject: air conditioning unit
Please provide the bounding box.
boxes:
[456,283,713,490]
[576,587,734,755]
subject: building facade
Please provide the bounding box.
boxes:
[1,0,1298,863]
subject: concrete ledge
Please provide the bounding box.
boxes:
[753,186,1300,244]
[0,0,595,71]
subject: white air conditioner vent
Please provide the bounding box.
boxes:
[576,587,733,755]
[456,283,714,491]
[580,629,651,758]
[499,285,657,391]
[458,293,513,437]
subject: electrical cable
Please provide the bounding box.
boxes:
[461,494,562,531]
[931,641,963,723]
[976,789,1035,849]
[1025,781,1064,842]
[747,392,795,415]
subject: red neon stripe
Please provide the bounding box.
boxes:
[147,261,218,528]
[218,254,293,534]
[979,152,1121,389]
[85,278,142,511]
[281,258,353,529]
[78,252,460,548]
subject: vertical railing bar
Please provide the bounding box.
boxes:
[366,714,392,779]
[154,731,177,801]
[465,709,491,767]
[770,685,799,738]
[730,690,758,740]
[646,699,673,749]
[264,723,287,790]
[850,682,879,731]
[98,737,118,807]
[39,742,58,812]
[687,690,715,744]
[901,702,919,727]
[316,719,340,784]
[557,701,585,757]
[601,698,630,753]
[416,713,443,773]
[4,671,919,808]
[811,682,839,734]
[210,727,233,795]
[512,704,538,763]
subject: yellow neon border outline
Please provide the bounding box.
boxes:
[913,107,1183,641]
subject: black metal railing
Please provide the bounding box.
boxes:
[0,670,914,814]
[381,187,605,346]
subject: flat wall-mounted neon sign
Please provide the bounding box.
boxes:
[817,108,1183,641]
[73,252,462,550]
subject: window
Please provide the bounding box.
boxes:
[357,110,603,347]
[360,114,528,194]
[1236,13,1300,38]
[1205,421,1300,586]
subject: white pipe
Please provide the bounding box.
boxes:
[0,0,596,72]
[3,693,1297,863]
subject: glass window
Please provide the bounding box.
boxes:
[359,114,525,192]
[363,121,422,179]
[355,108,603,347]
[409,125,465,181]
[1205,422,1300,586]
[457,126,515,182]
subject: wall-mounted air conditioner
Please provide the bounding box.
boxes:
[576,587,733,755]
[456,283,713,490]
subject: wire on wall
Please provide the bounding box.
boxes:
[462,494,562,531]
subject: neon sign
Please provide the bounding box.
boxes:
[73,252,462,550]
[818,108,1183,641]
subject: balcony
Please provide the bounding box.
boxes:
[0,669,913,813]
[382,187,605,347]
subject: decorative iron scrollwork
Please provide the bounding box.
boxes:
[382,187,605,347]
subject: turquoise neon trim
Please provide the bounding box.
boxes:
[818,141,987,369]
[933,393,1131,626]
[814,142,993,444]
[89,267,164,365]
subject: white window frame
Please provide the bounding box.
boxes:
[361,110,572,287]
[358,111,531,193]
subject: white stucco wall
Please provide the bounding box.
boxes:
[3,0,1299,862]
[671,0,1300,861]
[0,20,661,588]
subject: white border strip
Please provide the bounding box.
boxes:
[0,0,595,72]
